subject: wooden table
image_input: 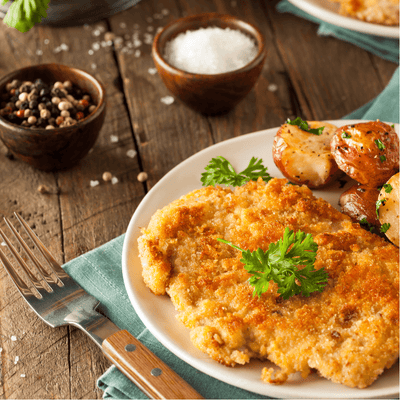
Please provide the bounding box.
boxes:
[0,0,397,398]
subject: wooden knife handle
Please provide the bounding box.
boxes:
[102,329,204,399]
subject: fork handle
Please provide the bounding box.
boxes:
[102,329,204,399]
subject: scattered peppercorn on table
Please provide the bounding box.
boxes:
[0,0,397,398]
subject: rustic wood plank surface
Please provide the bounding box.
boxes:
[0,0,397,398]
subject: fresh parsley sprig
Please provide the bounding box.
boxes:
[218,228,328,300]
[286,117,324,136]
[1,0,50,32]
[201,156,272,187]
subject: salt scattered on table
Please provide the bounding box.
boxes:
[91,63,97,70]
[120,22,127,29]
[11,335,17,341]
[36,49,43,56]
[92,42,100,51]
[14,356,19,364]
[134,50,141,57]
[1,241,6,246]
[160,96,174,105]
[127,149,137,159]
[161,9,169,15]
[164,27,257,74]
[111,177,119,185]
[148,68,157,75]
[90,180,100,187]
[44,39,50,45]
[20,374,26,378]
[110,135,119,143]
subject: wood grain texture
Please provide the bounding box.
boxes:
[0,0,397,398]
[102,330,203,399]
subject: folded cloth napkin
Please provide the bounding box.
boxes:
[63,235,271,399]
[276,0,399,124]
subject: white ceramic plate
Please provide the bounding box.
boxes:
[122,120,399,399]
[288,0,399,38]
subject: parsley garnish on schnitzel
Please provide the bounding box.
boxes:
[218,228,328,300]
[201,156,272,187]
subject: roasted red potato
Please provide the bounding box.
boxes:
[330,121,399,187]
[377,173,399,247]
[339,184,380,229]
[272,121,341,188]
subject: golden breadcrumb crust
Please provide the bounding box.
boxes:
[330,0,399,25]
[138,178,399,388]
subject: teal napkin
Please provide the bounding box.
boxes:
[63,235,271,400]
[276,0,399,124]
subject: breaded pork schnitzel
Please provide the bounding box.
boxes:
[138,178,399,388]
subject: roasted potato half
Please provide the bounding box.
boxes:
[272,121,341,188]
[339,184,380,229]
[377,173,399,247]
[331,120,399,187]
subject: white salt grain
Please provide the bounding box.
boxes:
[148,68,157,75]
[268,83,278,92]
[1,241,6,246]
[134,50,141,57]
[11,335,17,341]
[14,356,19,364]
[160,96,174,105]
[44,39,50,45]
[110,135,119,143]
[111,177,119,185]
[120,22,127,29]
[20,374,26,378]
[36,49,43,56]
[90,180,100,187]
[88,49,94,55]
[164,27,257,74]
[127,149,137,159]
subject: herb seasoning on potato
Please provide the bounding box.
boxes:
[330,121,399,187]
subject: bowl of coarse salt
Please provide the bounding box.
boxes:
[152,13,266,115]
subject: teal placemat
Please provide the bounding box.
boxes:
[63,235,272,399]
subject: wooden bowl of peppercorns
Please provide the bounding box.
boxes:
[0,63,106,171]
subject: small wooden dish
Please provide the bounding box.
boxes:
[0,63,106,171]
[152,13,266,115]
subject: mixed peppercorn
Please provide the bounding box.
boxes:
[0,78,97,129]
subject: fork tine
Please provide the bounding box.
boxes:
[0,246,41,298]
[4,217,58,288]
[0,228,47,296]
[14,213,66,285]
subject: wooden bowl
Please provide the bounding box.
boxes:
[0,63,106,171]
[152,13,266,115]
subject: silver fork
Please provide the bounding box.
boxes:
[0,213,203,400]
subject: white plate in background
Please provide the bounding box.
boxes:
[288,0,399,38]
